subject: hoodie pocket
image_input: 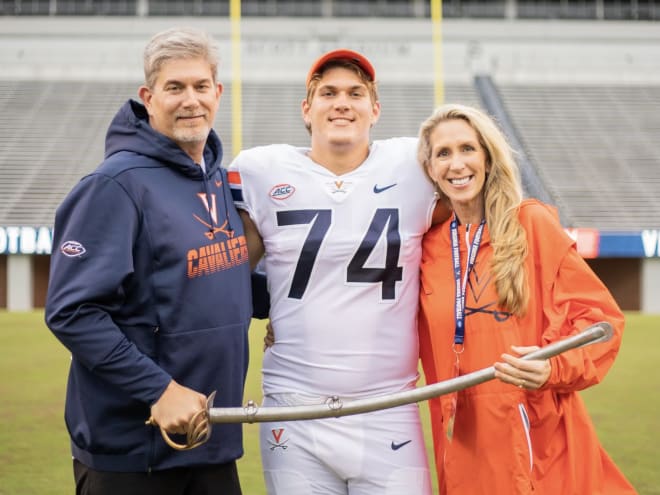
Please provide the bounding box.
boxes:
[157,323,249,399]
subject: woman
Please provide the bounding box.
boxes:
[416,104,637,494]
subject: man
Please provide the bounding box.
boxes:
[228,49,439,494]
[45,28,251,495]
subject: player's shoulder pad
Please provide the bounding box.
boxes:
[372,136,418,149]
[230,144,299,172]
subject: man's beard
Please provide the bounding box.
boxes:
[173,125,210,144]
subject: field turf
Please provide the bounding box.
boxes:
[0,311,657,494]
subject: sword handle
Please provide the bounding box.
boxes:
[145,390,216,450]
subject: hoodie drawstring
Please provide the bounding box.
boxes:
[202,172,216,239]
[220,171,234,236]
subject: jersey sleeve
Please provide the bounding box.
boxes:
[391,137,438,231]
[226,156,249,213]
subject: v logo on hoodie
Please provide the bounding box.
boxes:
[196,192,219,225]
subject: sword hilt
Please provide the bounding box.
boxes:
[146,390,216,451]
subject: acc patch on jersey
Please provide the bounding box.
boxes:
[60,240,86,258]
[269,183,295,200]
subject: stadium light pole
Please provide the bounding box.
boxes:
[431,0,444,106]
[230,0,242,159]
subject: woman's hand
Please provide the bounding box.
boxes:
[263,321,275,351]
[493,345,551,390]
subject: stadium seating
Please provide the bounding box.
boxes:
[498,83,660,229]
[0,80,482,227]
[1,15,659,234]
[0,80,135,226]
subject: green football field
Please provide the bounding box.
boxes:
[0,311,657,494]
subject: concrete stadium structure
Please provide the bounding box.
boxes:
[1,15,659,311]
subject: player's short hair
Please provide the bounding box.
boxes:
[305,49,379,105]
[305,59,379,105]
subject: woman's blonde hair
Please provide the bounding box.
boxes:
[418,103,529,316]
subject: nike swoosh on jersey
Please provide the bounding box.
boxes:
[373,183,397,194]
[391,440,412,450]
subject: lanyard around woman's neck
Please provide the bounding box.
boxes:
[450,214,486,349]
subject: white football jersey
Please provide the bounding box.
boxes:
[228,138,436,398]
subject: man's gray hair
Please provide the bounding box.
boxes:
[143,27,219,88]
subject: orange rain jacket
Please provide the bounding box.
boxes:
[419,199,637,495]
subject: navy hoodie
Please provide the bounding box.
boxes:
[45,99,252,472]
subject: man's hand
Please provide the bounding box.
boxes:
[149,380,207,434]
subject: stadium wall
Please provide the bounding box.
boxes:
[1,16,659,313]
[0,255,6,308]
[587,258,641,312]
[642,259,660,313]
[2,230,659,312]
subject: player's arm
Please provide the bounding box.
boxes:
[238,209,271,320]
[239,209,265,271]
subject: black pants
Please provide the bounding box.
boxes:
[73,458,242,495]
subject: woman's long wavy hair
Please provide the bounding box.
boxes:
[418,104,529,316]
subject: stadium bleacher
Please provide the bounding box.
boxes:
[2,0,660,20]
[2,78,658,231]
[0,79,481,227]
[0,80,135,226]
[498,83,660,230]
[0,6,659,311]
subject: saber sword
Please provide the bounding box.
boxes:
[210,321,613,424]
[151,322,613,449]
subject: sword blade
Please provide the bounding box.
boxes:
[209,321,612,424]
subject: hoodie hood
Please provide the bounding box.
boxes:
[104,99,223,178]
